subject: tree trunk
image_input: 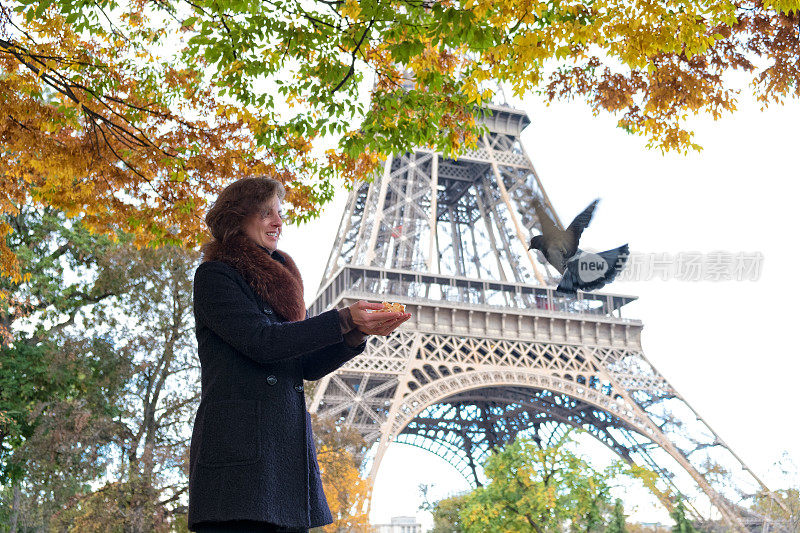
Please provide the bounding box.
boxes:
[9,481,21,533]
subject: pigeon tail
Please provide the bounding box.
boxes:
[555,244,630,294]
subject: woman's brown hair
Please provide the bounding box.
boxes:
[205,176,286,242]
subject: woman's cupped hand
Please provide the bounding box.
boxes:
[347,301,411,336]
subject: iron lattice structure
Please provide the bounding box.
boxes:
[307,104,781,531]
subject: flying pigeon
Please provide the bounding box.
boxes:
[528,197,629,293]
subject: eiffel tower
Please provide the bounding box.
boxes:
[307,103,783,532]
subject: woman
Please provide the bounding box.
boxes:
[188,176,410,532]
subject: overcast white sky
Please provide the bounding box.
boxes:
[281,88,800,529]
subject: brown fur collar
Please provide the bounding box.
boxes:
[201,234,305,322]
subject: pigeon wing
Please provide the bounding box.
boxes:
[532,196,561,242]
[563,199,599,256]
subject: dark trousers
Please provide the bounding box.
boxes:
[192,520,308,532]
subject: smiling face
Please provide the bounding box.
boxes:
[242,194,283,252]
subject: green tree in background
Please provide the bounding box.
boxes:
[1,335,132,531]
[458,432,651,533]
[420,484,469,533]
[0,205,148,530]
[0,205,201,531]
[670,499,701,533]
[606,499,627,533]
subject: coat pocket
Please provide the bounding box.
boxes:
[197,400,262,467]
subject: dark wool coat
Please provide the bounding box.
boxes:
[188,236,366,531]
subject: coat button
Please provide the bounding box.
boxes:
[266,375,277,386]
[294,384,304,392]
